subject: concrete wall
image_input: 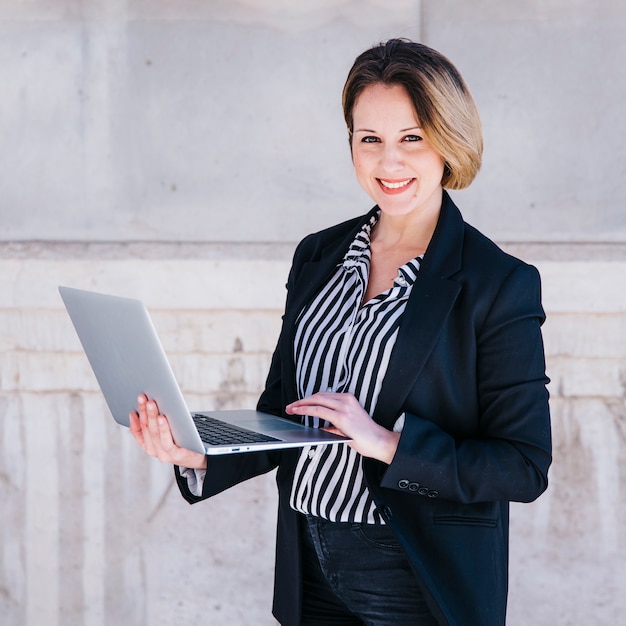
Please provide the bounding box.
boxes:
[1,1,625,625]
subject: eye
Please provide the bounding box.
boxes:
[361,136,380,143]
[403,134,422,142]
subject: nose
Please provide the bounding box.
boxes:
[380,143,404,171]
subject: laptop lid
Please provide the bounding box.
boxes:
[58,286,349,454]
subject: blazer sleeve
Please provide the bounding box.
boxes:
[380,263,552,504]
[175,449,280,504]
[172,244,308,506]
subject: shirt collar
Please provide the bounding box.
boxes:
[341,209,423,288]
[341,210,379,269]
[396,257,422,287]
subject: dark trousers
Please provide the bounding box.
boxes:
[299,514,439,626]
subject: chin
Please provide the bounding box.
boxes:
[377,198,420,216]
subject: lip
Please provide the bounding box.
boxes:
[376,178,415,195]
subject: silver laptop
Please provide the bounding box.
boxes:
[59,286,349,455]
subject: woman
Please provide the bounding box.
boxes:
[130,39,552,625]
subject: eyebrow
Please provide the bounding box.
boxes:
[353,126,422,133]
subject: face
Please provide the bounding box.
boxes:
[350,83,445,221]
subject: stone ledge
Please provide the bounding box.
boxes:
[0,241,297,261]
[3,257,626,312]
[0,258,291,309]
[2,240,626,261]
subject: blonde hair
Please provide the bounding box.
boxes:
[342,39,483,190]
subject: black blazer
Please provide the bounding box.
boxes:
[175,191,552,626]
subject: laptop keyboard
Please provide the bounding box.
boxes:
[192,414,281,446]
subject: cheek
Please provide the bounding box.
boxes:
[426,152,446,175]
[353,162,372,190]
[352,153,371,178]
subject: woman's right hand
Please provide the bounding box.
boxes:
[129,394,207,470]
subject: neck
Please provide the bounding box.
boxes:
[372,194,442,256]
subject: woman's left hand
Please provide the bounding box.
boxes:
[285,392,400,464]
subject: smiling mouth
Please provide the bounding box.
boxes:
[377,178,415,192]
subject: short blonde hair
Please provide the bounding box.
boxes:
[342,39,483,190]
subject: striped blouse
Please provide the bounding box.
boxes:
[290,210,422,524]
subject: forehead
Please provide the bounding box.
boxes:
[352,83,419,127]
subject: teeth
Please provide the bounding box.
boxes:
[380,179,412,189]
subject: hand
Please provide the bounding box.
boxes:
[285,392,400,464]
[129,394,207,470]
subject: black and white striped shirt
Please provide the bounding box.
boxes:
[290,210,422,524]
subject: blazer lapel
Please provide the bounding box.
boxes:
[373,192,465,429]
[282,211,376,334]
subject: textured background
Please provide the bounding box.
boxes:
[1,1,625,624]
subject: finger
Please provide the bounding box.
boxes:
[129,410,144,439]
[156,415,176,452]
[289,397,352,419]
[130,410,161,457]
[314,390,357,406]
[137,396,161,456]
[321,426,346,437]
[129,411,151,454]
[137,394,150,429]
[287,395,344,413]
[286,401,326,415]
[288,404,342,428]
[129,410,141,434]
[153,415,199,465]
[145,400,163,442]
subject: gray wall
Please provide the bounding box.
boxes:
[1,1,625,625]
[4,0,625,243]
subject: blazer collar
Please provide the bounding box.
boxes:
[286,207,379,322]
[372,191,466,429]
[420,189,464,279]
